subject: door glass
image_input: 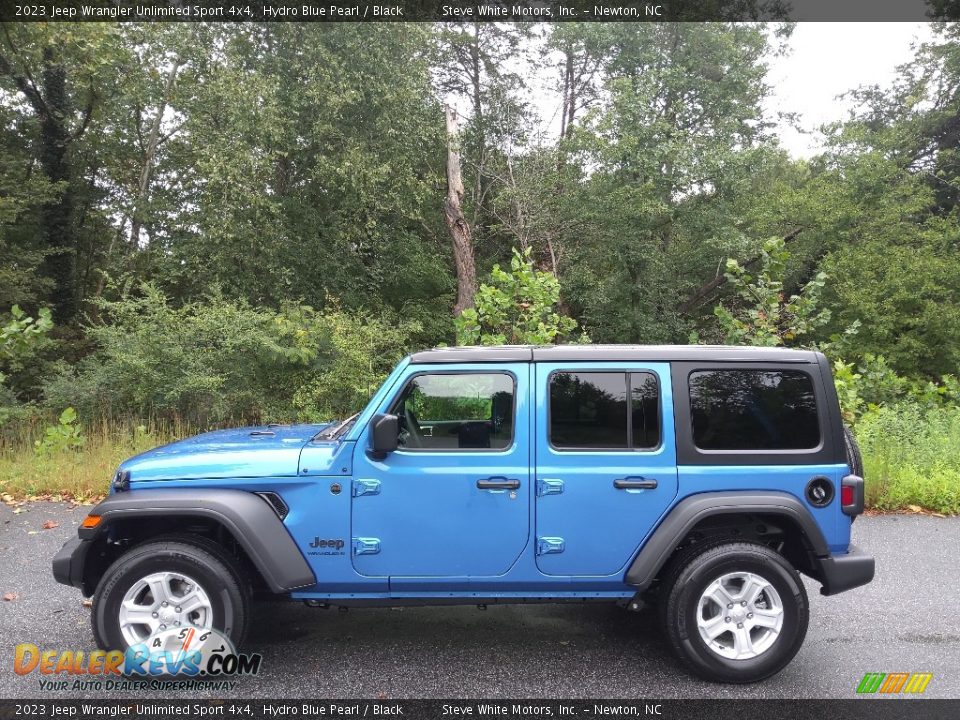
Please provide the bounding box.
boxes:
[549,372,628,449]
[549,371,661,450]
[631,372,661,449]
[391,373,515,451]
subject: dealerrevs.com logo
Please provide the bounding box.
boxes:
[15,627,262,691]
[856,672,933,695]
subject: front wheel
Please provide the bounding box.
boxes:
[660,541,809,683]
[92,538,249,653]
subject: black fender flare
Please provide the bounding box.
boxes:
[78,488,315,593]
[624,491,830,590]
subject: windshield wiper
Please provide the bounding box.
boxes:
[314,413,359,441]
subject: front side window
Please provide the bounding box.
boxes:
[689,370,820,451]
[390,373,515,451]
[549,371,660,450]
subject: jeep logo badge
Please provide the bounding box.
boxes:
[310,537,345,550]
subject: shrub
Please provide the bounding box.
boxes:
[455,247,586,346]
[855,402,960,514]
[42,286,418,427]
[292,309,420,421]
[41,286,322,425]
[33,407,85,457]
[0,305,53,425]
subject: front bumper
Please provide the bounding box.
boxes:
[818,544,875,596]
[52,536,93,594]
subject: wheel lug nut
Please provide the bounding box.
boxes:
[737,622,744,628]
[725,617,731,623]
[747,613,753,619]
[175,607,181,612]
[727,603,733,609]
[159,624,166,630]
[741,601,747,606]
[162,601,168,607]
[174,621,180,626]
[152,612,158,618]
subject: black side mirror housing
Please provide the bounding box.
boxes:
[368,413,399,460]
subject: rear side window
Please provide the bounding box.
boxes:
[549,371,660,450]
[688,370,820,451]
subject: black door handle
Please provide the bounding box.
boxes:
[477,477,521,490]
[614,477,658,490]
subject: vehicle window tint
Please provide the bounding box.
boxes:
[689,370,820,451]
[549,371,660,450]
[550,372,627,448]
[631,372,661,449]
[391,373,514,451]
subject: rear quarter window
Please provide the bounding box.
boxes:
[688,369,820,451]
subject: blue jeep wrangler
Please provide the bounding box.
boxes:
[53,345,874,682]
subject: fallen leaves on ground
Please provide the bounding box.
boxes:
[1,493,105,506]
[41,520,59,530]
[2,592,18,601]
[864,505,955,517]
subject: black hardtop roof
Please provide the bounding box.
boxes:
[408,344,822,365]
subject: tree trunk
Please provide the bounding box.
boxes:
[0,37,96,324]
[444,105,476,316]
[37,48,77,324]
[563,49,576,140]
[130,56,182,248]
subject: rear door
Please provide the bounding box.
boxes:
[533,362,679,576]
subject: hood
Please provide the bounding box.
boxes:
[119,423,332,482]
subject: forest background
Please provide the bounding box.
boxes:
[1,22,958,512]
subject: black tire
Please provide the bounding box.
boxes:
[843,425,864,478]
[660,541,809,683]
[92,538,249,653]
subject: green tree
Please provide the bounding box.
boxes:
[709,237,833,347]
[556,23,789,343]
[455,247,584,346]
[0,24,127,323]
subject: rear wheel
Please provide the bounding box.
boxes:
[660,541,808,683]
[92,538,249,652]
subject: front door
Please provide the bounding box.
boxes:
[351,364,531,578]
[534,362,679,576]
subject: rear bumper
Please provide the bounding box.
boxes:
[818,544,875,596]
[52,536,92,594]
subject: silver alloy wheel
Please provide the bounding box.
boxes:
[118,571,213,647]
[696,571,785,660]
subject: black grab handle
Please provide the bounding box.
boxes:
[613,478,658,490]
[477,477,521,490]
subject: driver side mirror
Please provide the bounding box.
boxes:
[368,413,399,460]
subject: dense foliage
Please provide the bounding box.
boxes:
[455,248,585,346]
[0,23,957,506]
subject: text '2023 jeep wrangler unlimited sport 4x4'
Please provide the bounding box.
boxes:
[53,345,874,682]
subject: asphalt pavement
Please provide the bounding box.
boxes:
[1,502,958,699]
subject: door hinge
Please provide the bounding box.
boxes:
[536,478,564,497]
[352,479,381,497]
[352,537,381,555]
[536,536,565,555]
